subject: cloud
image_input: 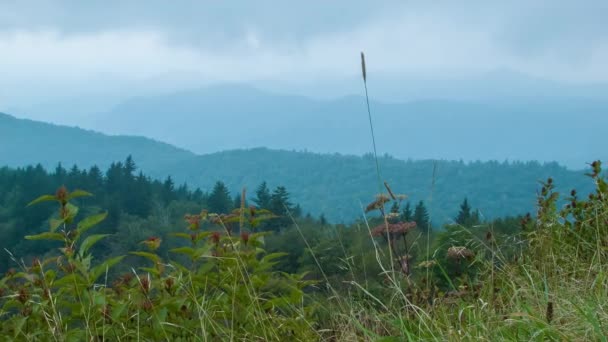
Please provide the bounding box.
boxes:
[1,0,608,110]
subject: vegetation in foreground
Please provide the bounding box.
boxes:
[0,161,606,341]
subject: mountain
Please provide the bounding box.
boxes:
[155,148,594,223]
[0,112,195,171]
[94,84,608,169]
[0,112,597,223]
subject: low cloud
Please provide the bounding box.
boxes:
[1,1,608,110]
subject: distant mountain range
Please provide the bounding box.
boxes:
[86,84,607,169]
[0,112,598,223]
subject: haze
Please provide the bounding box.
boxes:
[1,1,606,168]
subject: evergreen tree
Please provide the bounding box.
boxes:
[266,186,294,231]
[455,198,472,225]
[455,197,481,227]
[161,176,175,204]
[124,155,137,178]
[413,200,431,234]
[208,181,232,214]
[253,181,271,209]
[87,165,104,194]
[401,201,413,222]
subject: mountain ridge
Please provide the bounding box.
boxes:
[1,112,597,223]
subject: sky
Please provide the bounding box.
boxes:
[1,1,608,116]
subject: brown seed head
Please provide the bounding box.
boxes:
[211,231,221,245]
[55,186,68,204]
[447,246,475,260]
[240,231,250,244]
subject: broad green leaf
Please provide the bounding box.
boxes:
[68,189,93,200]
[139,267,161,276]
[89,255,125,283]
[25,232,65,241]
[44,269,57,282]
[65,203,79,219]
[170,232,193,239]
[79,234,110,256]
[12,316,27,339]
[49,218,65,232]
[111,302,128,321]
[76,212,107,235]
[27,194,56,207]
[53,273,87,288]
[261,252,287,263]
[130,251,161,263]
[170,246,197,258]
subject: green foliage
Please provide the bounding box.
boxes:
[0,187,317,340]
[207,181,233,214]
[1,160,607,340]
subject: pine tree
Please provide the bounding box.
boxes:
[253,181,271,209]
[455,198,472,225]
[124,155,137,178]
[413,200,431,234]
[265,186,294,231]
[455,198,480,227]
[161,176,175,204]
[401,201,413,222]
[208,181,232,214]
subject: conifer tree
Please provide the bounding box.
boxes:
[253,181,271,209]
[401,201,413,222]
[208,181,232,214]
[413,200,431,233]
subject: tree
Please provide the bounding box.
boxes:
[208,181,232,214]
[265,186,294,231]
[455,198,471,225]
[161,176,175,203]
[124,155,137,178]
[455,197,480,227]
[413,200,431,234]
[401,201,413,222]
[253,181,271,209]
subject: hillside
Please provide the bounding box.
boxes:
[1,112,595,223]
[0,112,195,170]
[94,84,608,168]
[156,148,593,223]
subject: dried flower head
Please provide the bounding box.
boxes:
[447,246,475,260]
[184,214,202,230]
[55,186,68,204]
[140,276,150,294]
[546,301,554,323]
[366,194,390,213]
[17,288,29,304]
[240,231,250,245]
[418,260,437,268]
[142,298,153,311]
[371,221,416,237]
[210,231,221,245]
[360,51,367,82]
[164,278,174,292]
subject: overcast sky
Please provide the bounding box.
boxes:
[1,1,608,111]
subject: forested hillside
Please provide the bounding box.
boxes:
[1,112,594,223]
[157,148,593,222]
